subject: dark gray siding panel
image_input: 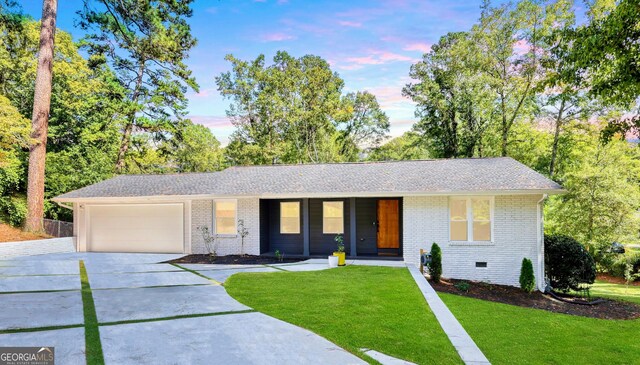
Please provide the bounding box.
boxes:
[267,199,304,255]
[309,198,351,255]
[259,200,270,254]
[355,198,378,255]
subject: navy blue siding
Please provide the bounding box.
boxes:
[266,199,304,255]
[355,198,378,255]
[309,198,351,255]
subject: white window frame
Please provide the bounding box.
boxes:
[280,201,301,234]
[322,201,344,235]
[448,196,494,243]
[213,199,238,236]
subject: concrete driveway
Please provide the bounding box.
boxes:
[0,252,365,365]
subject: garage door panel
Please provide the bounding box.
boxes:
[88,204,184,253]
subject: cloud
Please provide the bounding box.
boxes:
[206,7,218,14]
[513,39,529,55]
[344,50,415,67]
[188,115,233,130]
[338,20,362,27]
[188,88,217,98]
[403,42,431,53]
[260,32,297,42]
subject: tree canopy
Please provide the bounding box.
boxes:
[216,51,389,165]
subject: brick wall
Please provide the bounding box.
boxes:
[191,198,260,255]
[403,194,543,288]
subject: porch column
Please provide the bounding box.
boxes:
[350,197,357,256]
[303,198,310,256]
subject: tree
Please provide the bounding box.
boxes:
[217,54,284,165]
[170,121,224,172]
[540,0,603,177]
[0,95,30,197]
[545,124,640,252]
[336,91,389,160]
[367,132,431,161]
[472,0,562,156]
[404,32,494,158]
[559,0,640,141]
[0,16,125,222]
[218,51,383,165]
[25,0,57,232]
[77,0,199,172]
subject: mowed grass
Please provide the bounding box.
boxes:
[440,293,640,365]
[590,280,640,304]
[225,266,461,365]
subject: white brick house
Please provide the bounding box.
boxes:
[54,157,562,290]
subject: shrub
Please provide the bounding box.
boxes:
[545,234,596,292]
[454,281,470,292]
[429,242,442,283]
[519,258,535,293]
[610,251,640,281]
[0,195,27,227]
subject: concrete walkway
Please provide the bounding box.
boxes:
[407,265,491,365]
[0,237,75,259]
[0,253,366,365]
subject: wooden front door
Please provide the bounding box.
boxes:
[377,199,399,249]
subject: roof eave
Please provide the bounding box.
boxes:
[51,188,566,203]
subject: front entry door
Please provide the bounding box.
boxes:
[377,199,400,249]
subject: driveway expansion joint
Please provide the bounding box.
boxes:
[170,263,223,285]
[262,264,289,271]
[99,309,257,327]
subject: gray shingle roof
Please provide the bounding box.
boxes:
[53,157,563,201]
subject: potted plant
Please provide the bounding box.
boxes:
[333,234,346,266]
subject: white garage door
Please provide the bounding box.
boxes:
[87,204,184,253]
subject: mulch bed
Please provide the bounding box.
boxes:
[431,278,640,320]
[597,273,640,286]
[0,223,49,243]
[167,254,305,265]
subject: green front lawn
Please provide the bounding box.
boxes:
[590,280,640,304]
[225,266,461,365]
[440,293,640,365]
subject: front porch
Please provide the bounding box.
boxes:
[259,197,403,258]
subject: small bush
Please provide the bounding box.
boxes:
[454,281,470,292]
[519,258,535,293]
[429,242,442,283]
[0,195,27,227]
[545,234,596,292]
[610,251,640,281]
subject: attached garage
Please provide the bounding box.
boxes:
[86,203,184,253]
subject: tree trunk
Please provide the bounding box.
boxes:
[24,0,57,233]
[500,95,508,157]
[114,121,133,172]
[115,62,145,172]
[549,99,566,177]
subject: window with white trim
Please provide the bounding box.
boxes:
[280,201,300,234]
[449,197,493,242]
[323,201,344,234]
[214,199,237,235]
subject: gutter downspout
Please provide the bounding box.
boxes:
[537,194,548,292]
